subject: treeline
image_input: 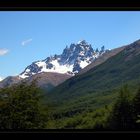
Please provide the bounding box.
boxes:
[0,81,140,130]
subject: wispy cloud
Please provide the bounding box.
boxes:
[0,48,9,56]
[21,38,32,46]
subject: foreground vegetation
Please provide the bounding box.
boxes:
[0,82,48,129]
[0,82,140,130]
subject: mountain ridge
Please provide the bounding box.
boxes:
[19,40,108,79]
[46,39,140,104]
[0,72,72,89]
[78,46,125,75]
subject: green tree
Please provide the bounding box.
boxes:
[107,85,133,130]
[0,82,47,129]
[132,87,140,129]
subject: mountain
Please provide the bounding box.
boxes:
[19,40,108,79]
[23,72,72,90]
[0,76,22,88]
[78,46,125,75]
[46,39,140,105]
[0,72,72,90]
[0,40,108,90]
[41,39,140,129]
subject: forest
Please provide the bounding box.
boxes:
[0,81,140,130]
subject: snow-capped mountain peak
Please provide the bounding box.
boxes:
[77,40,88,45]
[19,40,109,79]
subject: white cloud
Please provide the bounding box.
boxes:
[0,48,9,56]
[21,38,32,46]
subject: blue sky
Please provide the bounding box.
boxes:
[1,11,140,78]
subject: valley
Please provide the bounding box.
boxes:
[1,39,140,130]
